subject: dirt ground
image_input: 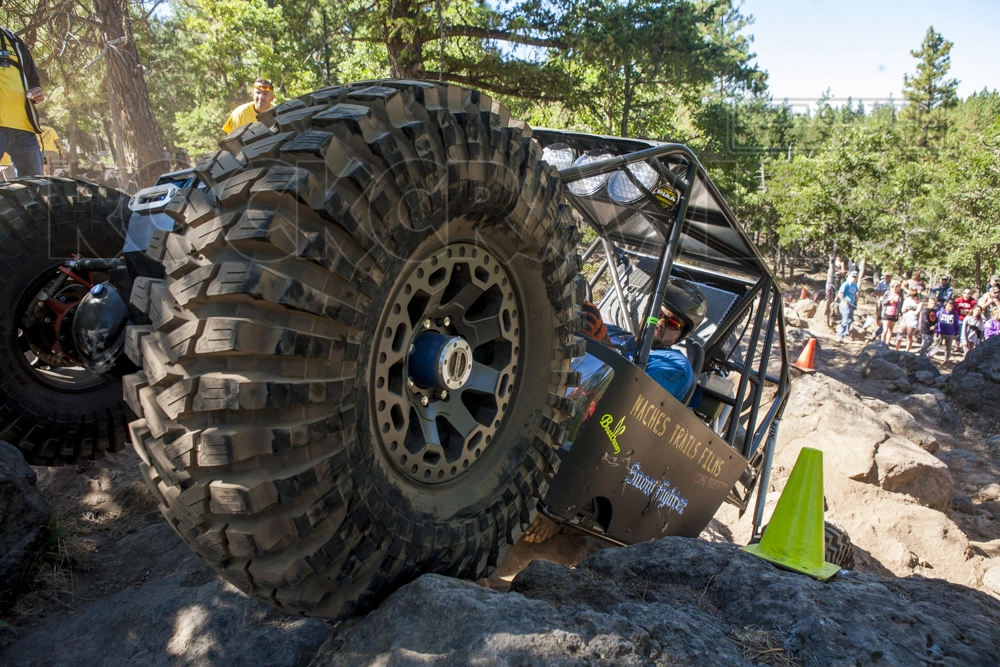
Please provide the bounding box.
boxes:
[0,448,161,648]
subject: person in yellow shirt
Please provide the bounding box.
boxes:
[37,114,63,175]
[0,17,45,176]
[0,151,13,181]
[223,79,275,134]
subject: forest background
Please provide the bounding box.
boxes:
[2,0,998,286]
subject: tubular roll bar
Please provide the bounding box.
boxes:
[558,142,791,539]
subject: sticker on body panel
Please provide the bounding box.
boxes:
[624,462,689,514]
[599,413,626,454]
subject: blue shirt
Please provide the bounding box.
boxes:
[838,280,859,307]
[931,284,953,305]
[646,348,696,402]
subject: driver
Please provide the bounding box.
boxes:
[647,279,706,401]
[580,278,706,402]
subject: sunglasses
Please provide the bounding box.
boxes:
[658,312,685,331]
[254,84,273,92]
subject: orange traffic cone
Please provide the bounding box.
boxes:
[800,287,809,300]
[791,338,817,373]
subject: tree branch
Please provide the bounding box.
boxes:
[437,25,565,50]
[425,70,556,101]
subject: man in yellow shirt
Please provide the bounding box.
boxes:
[223,79,275,134]
[38,114,63,175]
[0,20,45,175]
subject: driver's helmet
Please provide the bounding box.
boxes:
[662,278,707,336]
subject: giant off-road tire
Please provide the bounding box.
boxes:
[124,80,584,619]
[0,178,131,465]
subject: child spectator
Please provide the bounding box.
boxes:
[935,299,959,363]
[986,306,1000,341]
[961,304,985,354]
[880,281,902,345]
[954,288,976,322]
[895,289,922,352]
[918,296,938,358]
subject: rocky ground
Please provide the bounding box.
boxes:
[2,272,999,666]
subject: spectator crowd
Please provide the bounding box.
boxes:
[869,270,1000,363]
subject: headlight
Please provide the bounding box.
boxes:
[608,161,659,204]
[567,151,613,196]
[541,144,575,171]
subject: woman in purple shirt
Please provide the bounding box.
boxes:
[985,306,1000,340]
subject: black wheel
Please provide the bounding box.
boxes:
[0,177,131,465]
[124,80,584,619]
[755,519,855,571]
[824,520,855,570]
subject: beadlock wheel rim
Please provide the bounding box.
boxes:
[372,242,523,486]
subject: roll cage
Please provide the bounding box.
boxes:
[535,129,791,538]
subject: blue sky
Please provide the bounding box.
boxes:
[740,0,999,110]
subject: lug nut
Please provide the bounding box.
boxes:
[443,316,451,327]
[409,344,415,354]
[423,319,432,330]
[420,395,429,407]
[407,376,415,388]
[439,390,448,400]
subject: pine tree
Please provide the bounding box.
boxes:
[901,26,959,148]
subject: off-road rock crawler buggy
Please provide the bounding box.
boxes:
[0,80,799,620]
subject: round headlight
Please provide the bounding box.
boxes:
[608,161,659,204]
[541,144,575,171]
[567,151,613,196]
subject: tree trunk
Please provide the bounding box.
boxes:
[92,0,166,189]
[68,111,79,177]
[104,85,130,181]
[975,251,982,292]
[386,0,424,79]
[827,241,837,287]
[858,257,867,284]
[620,62,632,137]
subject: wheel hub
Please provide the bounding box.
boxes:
[409,332,473,391]
[371,243,522,486]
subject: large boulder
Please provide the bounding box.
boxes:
[861,357,911,393]
[874,435,953,511]
[950,336,1000,415]
[0,440,51,603]
[313,538,1000,667]
[865,399,939,453]
[860,342,940,382]
[777,374,889,482]
[784,313,808,329]
[898,392,965,434]
[793,297,818,319]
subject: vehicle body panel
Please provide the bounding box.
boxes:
[545,340,747,542]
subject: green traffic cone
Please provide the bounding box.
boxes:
[742,447,840,580]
